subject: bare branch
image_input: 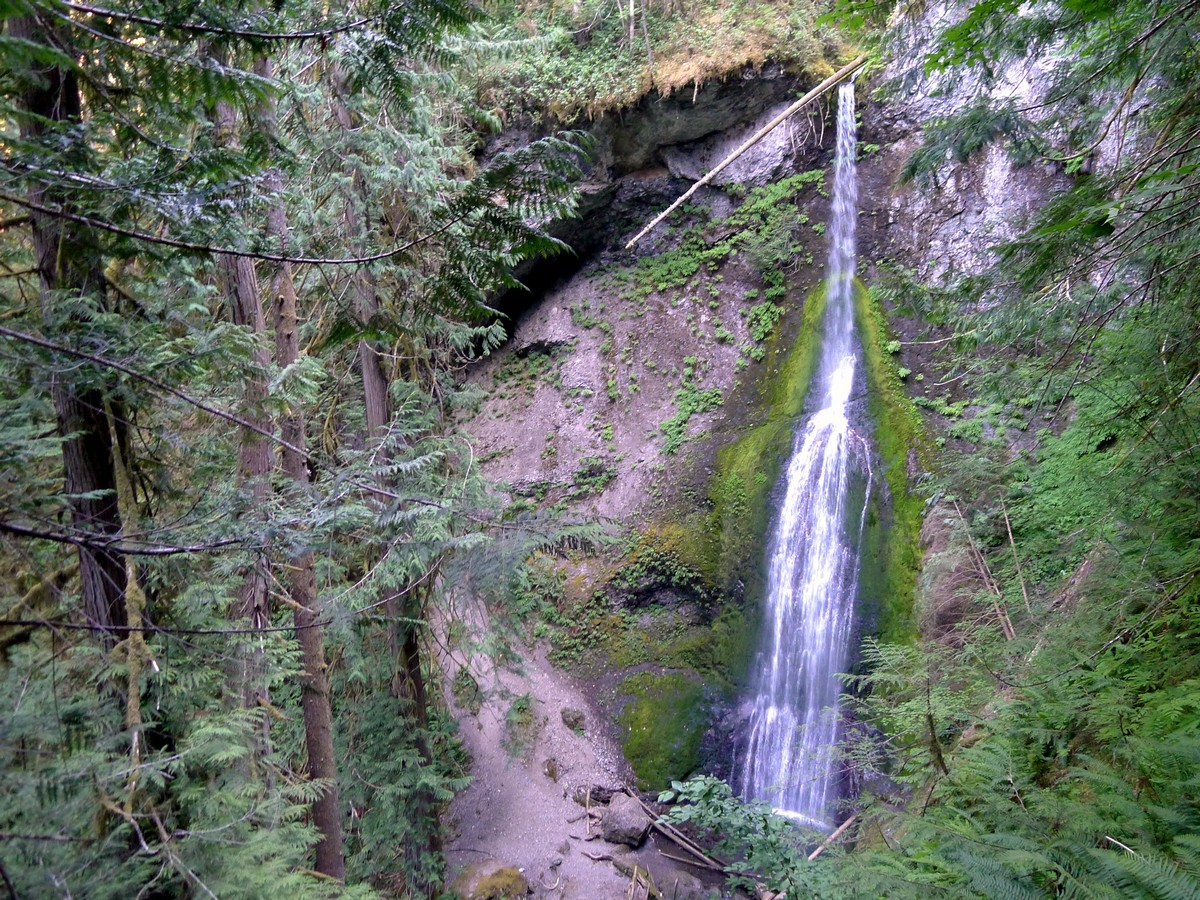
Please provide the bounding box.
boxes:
[62,2,376,41]
[0,189,469,267]
[0,519,248,556]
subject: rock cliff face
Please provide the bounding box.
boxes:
[467,68,834,531]
[863,1,1072,286]
[596,63,804,177]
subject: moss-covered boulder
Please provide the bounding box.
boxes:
[618,671,708,790]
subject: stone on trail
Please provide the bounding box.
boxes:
[561,706,586,732]
[600,792,651,847]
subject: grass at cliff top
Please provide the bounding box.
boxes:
[478,0,842,122]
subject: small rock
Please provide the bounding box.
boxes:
[448,858,529,899]
[600,792,652,847]
[561,706,586,732]
[556,840,571,856]
[664,873,721,900]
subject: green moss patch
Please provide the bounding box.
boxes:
[501,693,539,760]
[618,672,708,790]
[451,667,483,716]
[711,284,828,598]
[659,606,755,687]
[854,279,930,643]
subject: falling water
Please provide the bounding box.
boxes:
[739,83,872,826]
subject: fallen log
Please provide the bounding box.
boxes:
[625,54,869,248]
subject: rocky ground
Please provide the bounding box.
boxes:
[442,640,725,899]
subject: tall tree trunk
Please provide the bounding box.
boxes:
[10,13,127,647]
[211,92,274,717]
[332,79,442,871]
[261,57,345,882]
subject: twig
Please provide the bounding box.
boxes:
[657,849,723,872]
[0,831,82,843]
[1000,499,1033,616]
[0,859,16,900]
[952,501,1015,640]
[62,2,374,41]
[1105,835,1137,855]
[625,54,868,247]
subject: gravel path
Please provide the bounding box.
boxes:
[443,641,639,898]
[436,587,725,900]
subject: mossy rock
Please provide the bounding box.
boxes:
[658,605,754,691]
[502,694,539,760]
[618,671,707,790]
[452,667,483,715]
[853,278,929,643]
[449,859,529,900]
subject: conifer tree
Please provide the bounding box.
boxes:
[1,0,592,892]
[7,11,128,647]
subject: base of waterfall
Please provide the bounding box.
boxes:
[772,807,833,831]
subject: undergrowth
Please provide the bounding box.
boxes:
[476,0,840,123]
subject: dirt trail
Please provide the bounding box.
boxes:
[442,637,717,899]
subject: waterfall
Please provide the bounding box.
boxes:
[738,83,872,826]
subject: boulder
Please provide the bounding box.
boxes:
[600,792,652,847]
[664,873,722,900]
[448,858,528,899]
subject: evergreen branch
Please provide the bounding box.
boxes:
[60,2,376,41]
[0,324,452,510]
[0,189,470,266]
[973,572,1198,689]
[0,618,317,635]
[0,580,432,634]
[45,4,277,76]
[0,831,84,842]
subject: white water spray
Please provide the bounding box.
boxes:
[739,83,871,826]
